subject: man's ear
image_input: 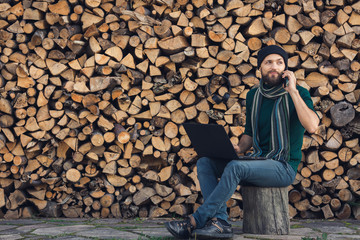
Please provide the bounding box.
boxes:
[255,69,261,79]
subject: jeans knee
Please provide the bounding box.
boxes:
[224,160,244,177]
[225,160,239,169]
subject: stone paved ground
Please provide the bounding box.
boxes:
[0,218,359,240]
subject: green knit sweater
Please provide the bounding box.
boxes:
[244,85,316,172]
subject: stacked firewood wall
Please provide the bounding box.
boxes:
[0,0,359,220]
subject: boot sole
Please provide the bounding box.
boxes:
[193,232,233,239]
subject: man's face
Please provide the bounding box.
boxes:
[260,54,286,86]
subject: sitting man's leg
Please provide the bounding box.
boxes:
[165,158,296,239]
[196,157,229,223]
[195,157,232,238]
[166,160,296,238]
[192,159,295,239]
[165,157,227,239]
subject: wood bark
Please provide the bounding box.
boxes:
[242,186,289,234]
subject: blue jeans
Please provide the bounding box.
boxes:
[192,157,296,228]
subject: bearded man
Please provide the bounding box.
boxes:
[165,45,320,239]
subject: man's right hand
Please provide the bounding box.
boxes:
[234,134,253,155]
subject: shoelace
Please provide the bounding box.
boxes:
[210,220,224,233]
[178,219,193,233]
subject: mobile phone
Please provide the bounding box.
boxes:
[283,76,289,87]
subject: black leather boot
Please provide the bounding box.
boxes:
[165,217,195,239]
[193,218,233,239]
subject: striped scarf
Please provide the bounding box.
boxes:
[250,80,290,162]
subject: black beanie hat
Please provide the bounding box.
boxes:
[257,45,288,69]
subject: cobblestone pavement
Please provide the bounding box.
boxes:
[0,218,359,240]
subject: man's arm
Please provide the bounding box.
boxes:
[233,134,253,154]
[283,71,320,134]
[288,90,319,133]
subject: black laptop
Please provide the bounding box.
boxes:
[183,123,267,161]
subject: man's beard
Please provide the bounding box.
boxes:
[262,71,284,87]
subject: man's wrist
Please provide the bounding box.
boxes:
[288,88,299,97]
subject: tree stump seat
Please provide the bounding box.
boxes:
[242,186,290,235]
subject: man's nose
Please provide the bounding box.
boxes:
[270,62,278,69]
